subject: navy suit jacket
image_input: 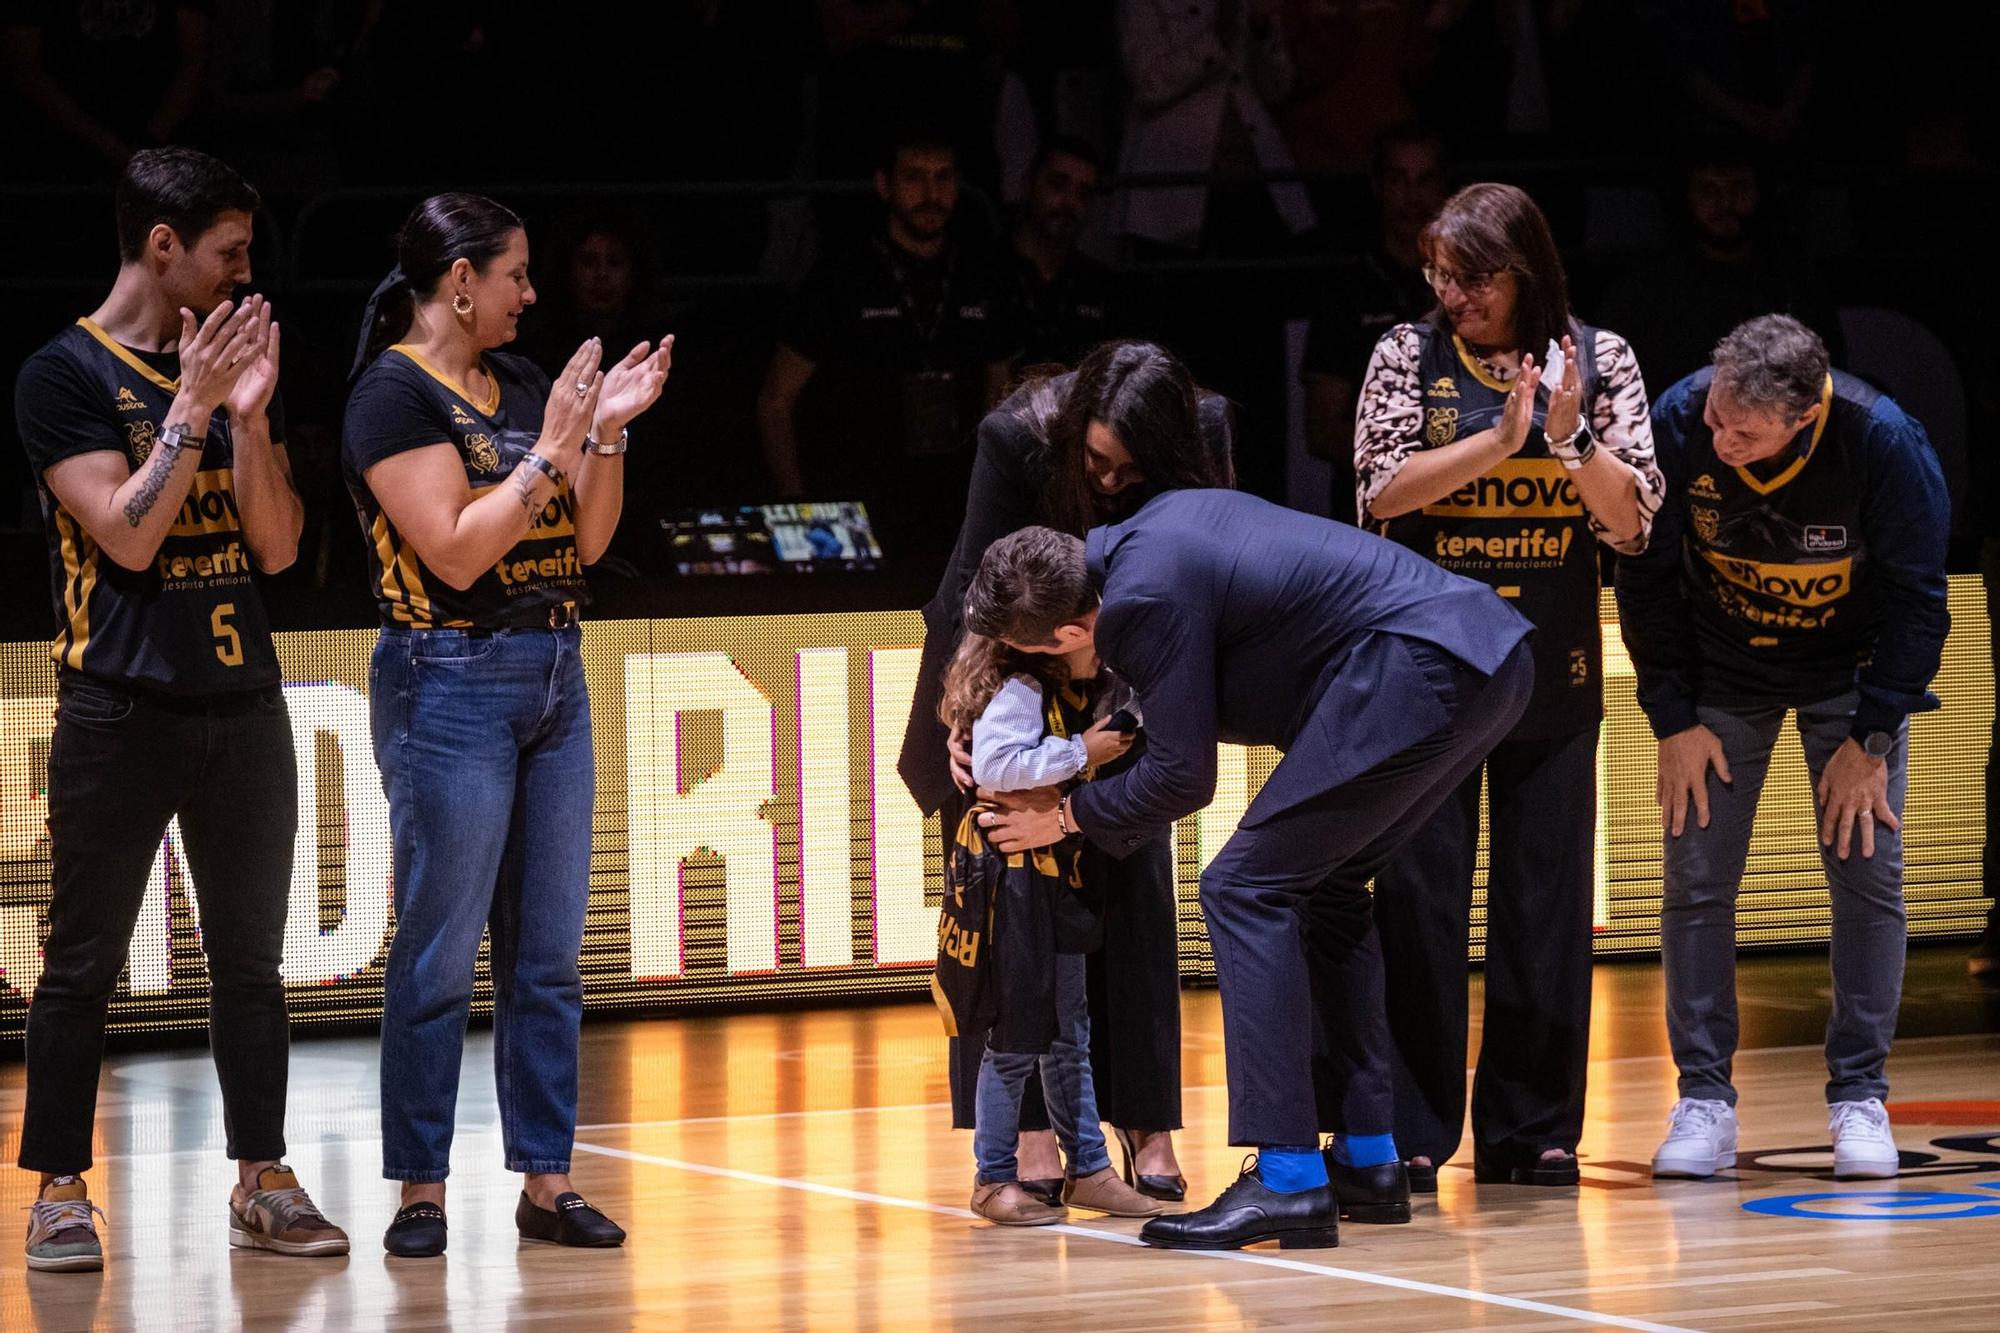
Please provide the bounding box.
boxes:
[1069,490,1534,856]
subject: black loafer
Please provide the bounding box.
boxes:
[383,1202,447,1258]
[516,1191,626,1247]
[1320,1152,1412,1224]
[1406,1160,1439,1194]
[1018,1178,1065,1207]
[1139,1157,1337,1251]
[1135,1173,1188,1202]
[1474,1146,1580,1187]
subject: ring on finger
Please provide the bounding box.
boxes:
[574,380,590,397]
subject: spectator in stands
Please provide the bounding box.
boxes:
[1300,123,1448,524]
[1112,0,1316,257]
[1,2,212,178]
[1599,142,1841,392]
[758,133,1017,556]
[1004,136,1121,370]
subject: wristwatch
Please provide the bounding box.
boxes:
[1861,731,1893,760]
[158,421,207,455]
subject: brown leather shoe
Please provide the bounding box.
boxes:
[970,1180,1066,1226]
[1063,1166,1165,1217]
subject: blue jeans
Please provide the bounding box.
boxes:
[1663,694,1908,1107]
[371,625,594,1181]
[972,953,1111,1182]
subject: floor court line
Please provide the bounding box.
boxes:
[570,1139,1702,1333]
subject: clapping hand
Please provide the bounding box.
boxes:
[593,335,674,443]
[1544,334,1583,445]
[225,303,281,423]
[177,297,268,417]
[1495,352,1543,455]
[539,337,605,468]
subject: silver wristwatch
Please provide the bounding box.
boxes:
[584,428,629,456]
[158,421,207,456]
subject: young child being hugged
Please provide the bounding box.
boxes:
[935,625,1164,1226]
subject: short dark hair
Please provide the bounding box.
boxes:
[878,132,957,176]
[1419,182,1572,354]
[115,147,260,262]
[1031,134,1104,177]
[963,527,1096,647]
[1711,314,1829,418]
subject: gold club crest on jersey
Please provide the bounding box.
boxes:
[127,419,156,462]
[1690,505,1720,543]
[465,433,501,473]
[1425,406,1460,446]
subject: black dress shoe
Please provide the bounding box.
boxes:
[1114,1127,1188,1202]
[1139,1157,1337,1251]
[1320,1152,1412,1224]
[383,1202,447,1258]
[1018,1178,1065,1207]
[1405,1160,1439,1194]
[516,1191,627,1247]
[1473,1146,1580,1187]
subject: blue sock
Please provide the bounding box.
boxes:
[1335,1133,1399,1169]
[1257,1145,1329,1193]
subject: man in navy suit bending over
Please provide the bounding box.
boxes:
[975,491,1533,1249]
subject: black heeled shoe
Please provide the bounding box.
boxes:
[1139,1156,1337,1251]
[1114,1127,1187,1202]
[515,1191,626,1247]
[1017,1178,1065,1207]
[1473,1145,1580,1187]
[1405,1159,1439,1194]
[383,1202,447,1258]
[1319,1148,1412,1224]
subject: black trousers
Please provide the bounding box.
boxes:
[1372,725,1598,1166]
[1209,639,1533,1147]
[948,822,1183,1134]
[19,673,297,1174]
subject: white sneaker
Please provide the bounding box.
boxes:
[1652,1098,1738,1178]
[1830,1098,1900,1179]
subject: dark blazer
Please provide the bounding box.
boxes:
[897,372,1235,816]
[1069,490,1535,855]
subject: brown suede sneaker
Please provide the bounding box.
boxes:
[1063,1166,1166,1217]
[970,1179,1067,1226]
[27,1176,107,1273]
[228,1165,350,1256]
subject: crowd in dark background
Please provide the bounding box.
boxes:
[2,0,1991,634]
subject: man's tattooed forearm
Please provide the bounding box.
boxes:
[122,451,176,527]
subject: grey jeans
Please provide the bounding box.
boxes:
[1663,694,1908,1107]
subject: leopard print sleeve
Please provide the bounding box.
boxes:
[1353,323,1426,524]
[1588,330,1665,556]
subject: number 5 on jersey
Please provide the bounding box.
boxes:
[211,602,244,667]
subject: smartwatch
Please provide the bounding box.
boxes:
[1861,731,1893,760]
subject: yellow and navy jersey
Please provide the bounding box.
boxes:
[341,346,586,629]
[1373,323,1606,738]
[14,318,283,694]
[1615,367,1951,740]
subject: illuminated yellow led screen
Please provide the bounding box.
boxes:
[0,581,1990,1038]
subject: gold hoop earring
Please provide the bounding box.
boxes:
[452,291,473,317]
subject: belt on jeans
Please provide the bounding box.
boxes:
[449,602,581,638]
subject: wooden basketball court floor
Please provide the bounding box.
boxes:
[3,946,1998,1331]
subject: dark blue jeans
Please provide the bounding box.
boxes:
[371,625,594,1181]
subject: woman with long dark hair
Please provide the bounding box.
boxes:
[1347,181,1663,1196]
[343,193,671,1257]
[900,340,1234,1199]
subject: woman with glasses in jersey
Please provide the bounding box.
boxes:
[1333,182,1664,1206]
[343,193,671,1257]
